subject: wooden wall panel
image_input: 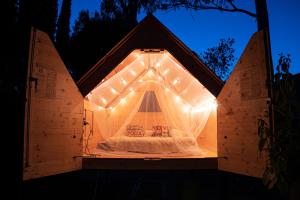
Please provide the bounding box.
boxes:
[197,109,217,155]
[217,31,269,178]
[83,100,104,155]
[23,29,83,180]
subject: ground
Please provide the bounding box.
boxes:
[21,170,285,200]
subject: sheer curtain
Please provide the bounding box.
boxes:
[87,50,216,141]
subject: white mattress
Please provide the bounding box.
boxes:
[97,136,202,154]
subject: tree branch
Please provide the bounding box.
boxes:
[159,1,257,18]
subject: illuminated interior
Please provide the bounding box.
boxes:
[84,50,217,158]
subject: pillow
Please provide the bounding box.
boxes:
[126,125,144,137]
[152,125,169,137]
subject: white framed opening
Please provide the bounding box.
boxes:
[83,50,217,158]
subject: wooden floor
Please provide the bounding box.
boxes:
[82,149,218,170]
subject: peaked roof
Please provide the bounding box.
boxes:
[77,14,223,97]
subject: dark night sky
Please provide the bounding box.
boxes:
[66,0,300,74]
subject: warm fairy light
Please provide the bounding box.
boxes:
[155,62,161,67]
[172,79,179,85]
[192,99,217,113]
[140,61,145,66]
[98,106,105,110]
[111,87,118,94]
[121,79,127,85]
[109,107,116,112]
[101,97,107,104]
[183,105,191,113]
[165,88,170,92]
[162,69,169,75]
[87,93,92,101]
[129,87,134,92]
[175,96,181,102]
[130,70,137,76]
[120,98,126,104]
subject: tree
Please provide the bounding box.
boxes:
[200,38,235,80]
[19,0,58,40]
[154,0,268,31]
[100,0,157,27]
[56,0,72,62]
[69,11,131,80]
[258,54,300,195]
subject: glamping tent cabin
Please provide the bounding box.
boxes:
[23,15,270,180]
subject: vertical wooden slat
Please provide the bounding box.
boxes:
[217,31,269,178]
[23,29,83,180]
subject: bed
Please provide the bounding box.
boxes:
[97,136,202,154]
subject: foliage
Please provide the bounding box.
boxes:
[100,0,158,25]
[155,0,256,17]
[18,0,58,41]
[258,53,300,193]
[69,11,131,80]
[199,38,235,80]
[56,0,72,62]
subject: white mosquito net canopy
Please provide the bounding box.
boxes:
[86,50,217,154]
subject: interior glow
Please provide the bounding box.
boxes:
[120,98,126,104]
[162,69,169,75]
[175,95,181,102]
[172,79,179,85]
[192,99,217,113]
[101,97,107,104]
[98,106,105,110]
[111,87,118,94]
[130,70,137,76]
[86,50,217,157]
[121,79,127,85]
[183,104,191,113]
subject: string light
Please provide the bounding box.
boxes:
[175,96,181,102]
[165,88,170,92]
[192,99,217,113]
[120,98,126,104]
[172,79,179,85]
[111,87,118,94]
[130,70,137,76]
[183,105,191,113]
[140,61,145,66]
[121,79,127,85]
[101,97,107,104]
[98,106,105,110]
[162,69,169,75]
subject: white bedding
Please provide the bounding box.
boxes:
[97,136,201,154]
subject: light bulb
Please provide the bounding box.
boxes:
[101,97,107,104]
[121,79,127,85]
[130,70,137,76]
[162,69,169,75]
[120,98,126,104]
[172,79,178,85]
[183,105,191,113]
[175,96,181,102]
[98,106,105,110]
[111,87,118,94]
